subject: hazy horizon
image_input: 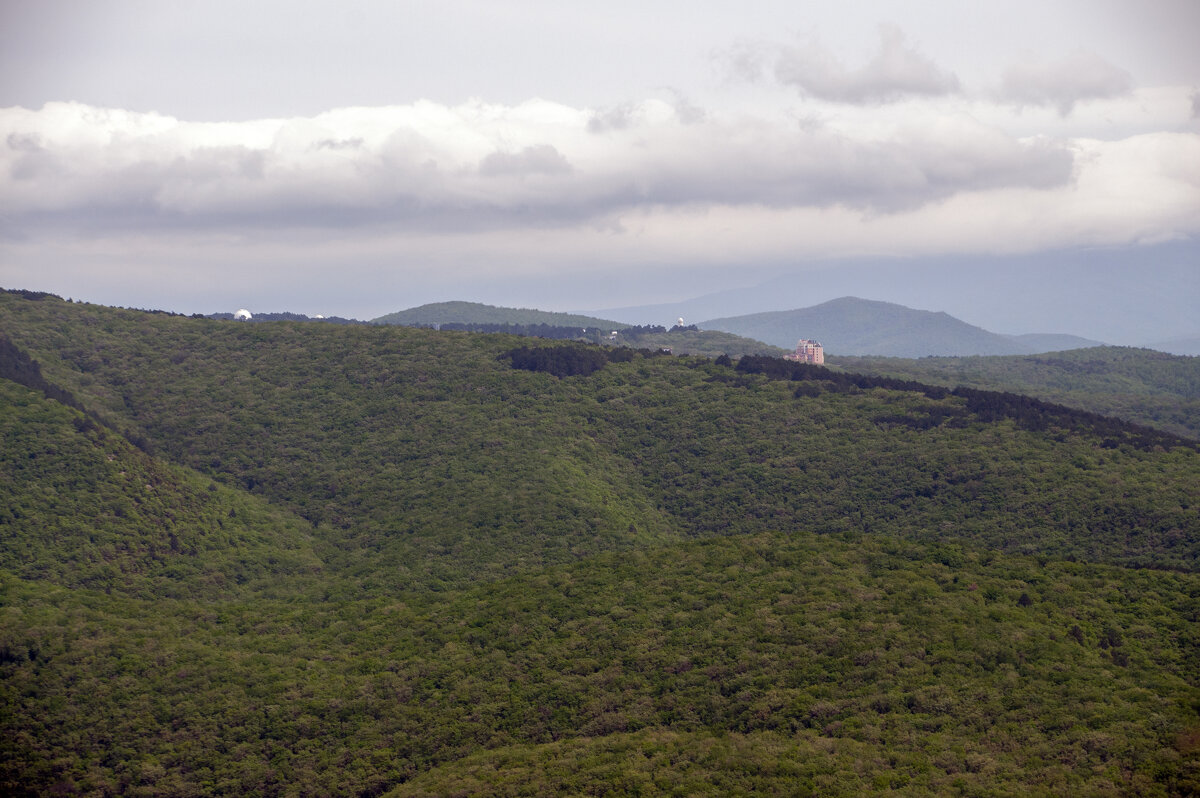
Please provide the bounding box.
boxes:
[2,1,1198,325]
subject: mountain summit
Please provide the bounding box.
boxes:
[700,297,1099,357]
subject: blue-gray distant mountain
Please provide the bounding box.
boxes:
[1145,336,1200,357]
[1007,333,1105,353]
[592,239,1198,347]
[699,297,1100,357]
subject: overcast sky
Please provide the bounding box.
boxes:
[1,0,1197,318]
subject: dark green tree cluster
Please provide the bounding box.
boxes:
[0,332,89,415]
[735,353,1194,452]
[2,287,62,301]
[610,323,667,341]
[505,343,615,377]
[737,353,949,396]
[504,343,668,378]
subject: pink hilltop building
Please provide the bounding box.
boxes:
[783,339,824,364]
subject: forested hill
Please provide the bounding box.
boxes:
[2,289,1199,795]
[372,300,620,329]
[206,311,363,324]
[372,300,784,357]
[833,346,1200,440]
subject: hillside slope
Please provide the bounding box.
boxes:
[4,292,1196,577]
[2,290,1198,795]
[6,533,1197,796]
[701,297,1073,356]
[0,379,322,599]
[833,346,1200,440]
[610,327,785,358]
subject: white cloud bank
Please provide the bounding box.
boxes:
[2,90,1198,314]
[0,99,1081,226]
[4,96,1196,235]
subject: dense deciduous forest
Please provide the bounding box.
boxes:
[734,355,1195,452]
[1,289,1197,795]
[833,348,1200,440]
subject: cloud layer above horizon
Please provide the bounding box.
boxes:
[4,91,1195,246]
[2,1,1198,315]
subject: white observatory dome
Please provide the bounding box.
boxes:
[234,309,252,320]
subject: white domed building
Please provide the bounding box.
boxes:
[233,309,253,320]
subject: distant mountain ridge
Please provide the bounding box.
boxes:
[699,297,1101,357]
[1145,336,1200,357]
[1008,333,1104,353]
[589,240,1200,347]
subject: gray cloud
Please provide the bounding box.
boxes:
[7,131,53,181]
[479,144,572,177]
[314,137,364,151]
[587,103,638,133]
[717,39,771,84]
[590,95,706,133]
[665,90,707,125]
[0,100,1084,238]
[1191,90,1200,119]
[619,125,1073,215]
[999,50,1132,115]
[770,25,960,104]
[7,132,43,152]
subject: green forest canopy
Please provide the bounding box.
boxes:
[1,289,1197,796]
[833,347,1200,440]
